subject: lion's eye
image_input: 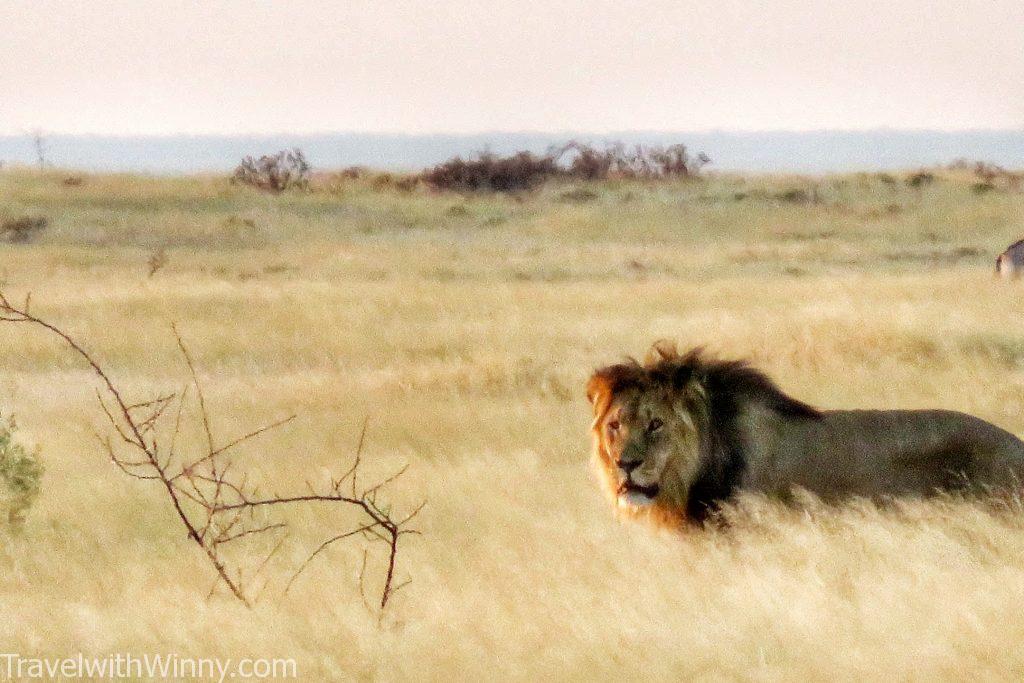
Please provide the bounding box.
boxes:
[648,418,663,433]
[607,420,620,432]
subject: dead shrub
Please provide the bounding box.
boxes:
[557,142,618,180]
[420,151,559,192]
[232,148,311,193]
[949,160,1023,191]
[552,140,710,181]
[638,144,711,178]
[419,141,710,193]
[0,292,422,613]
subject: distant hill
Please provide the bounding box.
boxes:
[0,130,1022,174]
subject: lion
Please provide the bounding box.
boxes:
[996,239,1024,279]
[587,342,1024,526]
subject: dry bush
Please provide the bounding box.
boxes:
[949,158,1012,179]
[419,141,710,192]
[955,160,1022,191]
[0,291,421,612]
[420,151,560,192]
[555,141,619,180]
[0,216,48,244]
[232,149,311,193]
[645,144,711,177]
[553,140,710,180]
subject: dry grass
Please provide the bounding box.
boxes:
[1,168,1024,679]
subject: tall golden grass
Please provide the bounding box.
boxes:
[1,169,1024,678]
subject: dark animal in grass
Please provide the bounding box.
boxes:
[587,342,1024,526]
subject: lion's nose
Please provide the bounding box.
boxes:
[617,459,641,475]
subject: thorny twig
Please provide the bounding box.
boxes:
[0,290,421,611]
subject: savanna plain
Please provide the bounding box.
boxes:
[2,168,1024,680]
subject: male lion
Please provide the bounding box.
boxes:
[587,343,1024,526]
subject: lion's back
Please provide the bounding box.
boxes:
[744,408,1024,500]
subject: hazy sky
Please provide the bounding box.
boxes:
[2,0,1021,135]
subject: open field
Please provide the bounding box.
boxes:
[2,168,1024,679]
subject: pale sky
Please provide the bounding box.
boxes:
[1,0,1021,135]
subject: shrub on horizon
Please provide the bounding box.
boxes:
[419,140,711,193]
[231,148,311,193]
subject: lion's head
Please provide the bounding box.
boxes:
[586,342,819,527]
[586,342,706,527]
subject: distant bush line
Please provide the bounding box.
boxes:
[225,146,1023,196]
[232,141,711,194]
[420,142,709,192]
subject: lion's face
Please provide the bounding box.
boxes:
[587,370,703,519]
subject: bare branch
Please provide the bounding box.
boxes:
[337,416,369,496]
[215,522,287,546]
[170,414,296,482]
[363,464,410,498]
[284,520,385,594]
[0,289,421,613]
[172,324,214,456]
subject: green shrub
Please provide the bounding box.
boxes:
[0,414,43,528]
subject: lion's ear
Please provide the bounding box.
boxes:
[586,373,610,409]
[644,339,678,365]
[587,361,642,415]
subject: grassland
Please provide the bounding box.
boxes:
[2,167,1024,680]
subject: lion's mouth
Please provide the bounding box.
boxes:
[617,480,660,501]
